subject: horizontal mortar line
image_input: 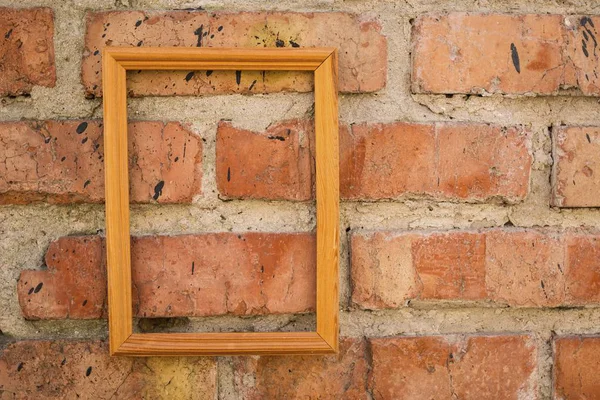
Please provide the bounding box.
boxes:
[8,308,600,341]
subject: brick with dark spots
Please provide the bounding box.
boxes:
[82,11,387,97]
[0,120,202,204]
[552,126,600,206]
[0,8,56,96]
[0,340,216,398]
[17,233,316,319]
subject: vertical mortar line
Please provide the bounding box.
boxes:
[339,199,352,312]
[195,120,220,207]
[548,124,559,207]
[535,330,556,400]
[216,356,236,400]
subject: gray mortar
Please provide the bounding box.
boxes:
[2,0,600,398]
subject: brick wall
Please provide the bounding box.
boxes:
[1,2,600,399]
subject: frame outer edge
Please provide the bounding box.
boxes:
[315,50,340,353]
[103,49,133,355]
[103,47,339,356]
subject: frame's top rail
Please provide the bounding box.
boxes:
[104,46,336,71]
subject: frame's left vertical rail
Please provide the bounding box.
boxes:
[102,50,132,354]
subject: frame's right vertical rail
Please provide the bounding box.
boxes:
[102,50,133,354]
[314,50,339,352]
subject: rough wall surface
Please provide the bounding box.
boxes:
[2,1,600,399]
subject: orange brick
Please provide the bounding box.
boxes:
[437,124,531,201]
[564,234,600,304]
[233,338,367,399]
[485,230,566,307]
[369,335,537,400]
[0,120,202,204]
[18,233,315,319]
[554,336,600,399]
[216,121,531,202]
[0,8,55,96]
[350,232,420,309]
[0,340,216,399]
[413,14,566,95]
[413,14,600,96]
[412,232,487,300]
[82,11,387,97]
[351,229,600,309]
[341,122,530,201]
[216,120,313,201]
[341,123,437,200]
[552,126,600,207]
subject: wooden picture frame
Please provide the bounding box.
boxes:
[102,47,339,356]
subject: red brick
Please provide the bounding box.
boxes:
[566,16,600,97]
[554,336,600,399]
[217,120,531,202]
[552,126,600,207]
[0,120,202,204]
[351,232,420,309]
[216,120,314,201]
[0,340,216,399]
[18,236,106,319]
[233,338,367,399]
[564,234,600,304]
[18,233,315,319]
[352,229,600,309]
[412,232,486,300]
[369,335,537,400]
[0,8,55,96]
[485,230,566,307]
[413,14,600,96]
[82,11,386,97]
[341,123,437,200]
[437,124,530,201]
[351,231,488,308]
[342,123,530,201]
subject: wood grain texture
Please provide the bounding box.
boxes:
[102,50,132,354]
[116,332,332,356]
[106,47,335,71]
[102,47,339,356]
[314,52,340,352]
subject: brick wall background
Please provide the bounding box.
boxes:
[1,1,600,399]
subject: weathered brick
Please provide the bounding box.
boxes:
[217,120,531,202]
[352,229,600,309]
[18,233,315,319]
[552,126,600,207]
[554,336,600,399]
[233,338,367,399]
[0,340,216,399]
[82,11,387,97]
[412,14,600,96]
[412,232,486,300]
[0,8,56,96]
[343,123,530,201]
[341,123,437,200]
[369,335,537,400]
[216,120,314,201]
[485,230,566,307]
[18,236,106,319]
[351,232,420,309]
[436,124,530,201]
[352,231,489,308]
[0,120,202,204]
[564,234,600,304]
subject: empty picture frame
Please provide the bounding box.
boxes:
[102,47,339,356]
